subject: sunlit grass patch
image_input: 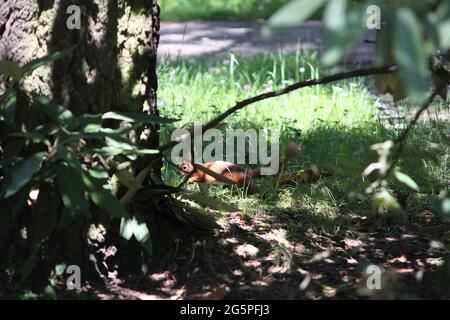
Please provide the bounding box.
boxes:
[158,51,377,137]
[158,50,450,227]
[159,0,290,21]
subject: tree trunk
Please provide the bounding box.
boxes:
[0,0,162,285]
[1,0,160,117]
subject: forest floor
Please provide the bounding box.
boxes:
[114,212,449,299]
[73,198,450,300]
[50,22,450,301]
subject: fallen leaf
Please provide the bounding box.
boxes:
[394,268,414,274]
[244,260,261,267]
[205,284,230,300]
[309,250,332,263]
[235,244,259,257]
[426,257,444,266]
[322,285,337,298]
[299,274,311,290]
[389,255,409,264]
[268,265,288,274]
[344,238,363,249]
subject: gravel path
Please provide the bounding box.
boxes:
[159,20,376,64]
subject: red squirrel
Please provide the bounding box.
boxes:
[178,160,261,193]
[177,143,331,193]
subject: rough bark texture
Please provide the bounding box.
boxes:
[0,0,162,282]
[0,0,159,117]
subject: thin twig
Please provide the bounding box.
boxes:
[387,84,445,176]
[159,65,398,152]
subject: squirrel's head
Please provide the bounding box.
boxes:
[178,160,194,176]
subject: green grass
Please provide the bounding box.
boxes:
[158,51,376,133]
[159,0,289,21]
[157,50,450,230]
[158,0,358,21]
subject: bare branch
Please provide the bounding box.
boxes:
[159,65,398,152]
[388,84,444,173]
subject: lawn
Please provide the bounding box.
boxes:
[157,0,359,21]
[159,0,290,21]
[152,52,450,299]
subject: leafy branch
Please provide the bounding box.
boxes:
[388,83,445,177]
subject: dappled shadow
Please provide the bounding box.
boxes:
[79,121,450,299]
[48,0,122,114]
[97,204,449,300]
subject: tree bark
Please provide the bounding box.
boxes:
[0,0,161,283]
[1,0,160,117]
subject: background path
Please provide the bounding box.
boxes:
[159,20,376,64]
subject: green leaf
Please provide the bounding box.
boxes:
[76,113,102,133]
[82,123,102,133]
[0,61,24,82]
[2,152,45,198]
[102,137,159,156]
[56,146,82,172]
[442,198,450,215]
[55,164,90,216]
[20,242,40,284]
[139,237,153,256]
[0,139,25,168]
[0,89,17,126]
[133,219,150,243]
[33,95,79,128]
[89,167,109,179]
[57,206,76,230]
[324,0,347,31]
[42,285,57,300]
[119,217,137,241]
[264,0,327,36]
[133,214,152,255]
[372,190,402,212]
[22,44,78,77]
[33,122,59,136]
[58,127,133,146]
[94,146,159,156]
[55,263,67,276]
[29,183,59,241]
[82,173,129,218]
[8,132,51,146]
[77,113,102,125]
[321,0,365,66]
[394,171,420,192]
[21,292,39,300]
[119,215,151,254]
[393,8,429,101]
[20,184,59,283]
[102,111,177,124]
[438,19,450,49]
[429,0,450,50]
